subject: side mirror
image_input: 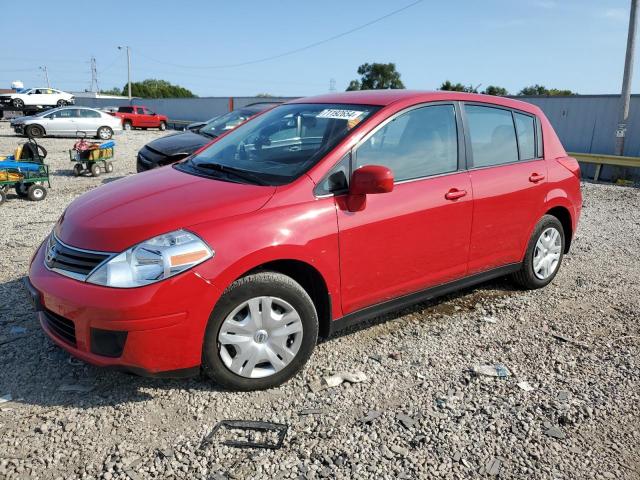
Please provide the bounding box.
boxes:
[346,165,394,212]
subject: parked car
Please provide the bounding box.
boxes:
[110,106,168,131]
[27,91,581,390]
[11,106,122,139]
[185,115,220,132]
[136,102,280,172]
[0,88,75,109]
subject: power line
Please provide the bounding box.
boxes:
[136,0,423,70]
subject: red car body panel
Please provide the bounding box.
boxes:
[28,90,582,375]
[112,105,168,129]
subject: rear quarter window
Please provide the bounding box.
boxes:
[514,112,536,160]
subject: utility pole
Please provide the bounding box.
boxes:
[615,0,638,156]
[90,57,99,93]
[39,66,50,88]
[118,46,132,100]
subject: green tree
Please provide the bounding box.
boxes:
[439,80,478,93]
[99,87,123,96]
[346,63,405,91]
[483,85,509,96]
[518,84,575,96]
[124,79,196,98]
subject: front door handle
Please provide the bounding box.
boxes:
[529,173,545,183]
[445,188,467,200]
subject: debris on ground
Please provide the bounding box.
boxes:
[544,423,566,440]
[299,408,329,416]
[550,332,591,350]
[557,391,570,401]
[517,381,535,392]
[396,413,418,429]
[388,352,402,360]
[308,371,367,392]
[201,420,288,450]
[359,410,383,424]
[58,383,95,393]
[485,457,502,476]
[390,444,409,457]
[482,316,498,324]
[472,364,511,378]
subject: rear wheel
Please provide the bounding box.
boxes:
[123,121,132,131]
[0,189,6,205]
[97,126,113,140]
[26,125,44,138]
[90,163,101,177]
[73,164,83,177]
[27,184,46,201]
[202,272,318,391]
[56,99,67,107]
[511,215,565,289]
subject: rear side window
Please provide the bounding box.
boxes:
[514,112,536,160]
[356,104,458,181]
[466,105,518,167]
[79,109,100,118]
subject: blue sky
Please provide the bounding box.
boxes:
[0,0,636,97]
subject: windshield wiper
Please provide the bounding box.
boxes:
[190,161,268,185]
[199,130,218,139]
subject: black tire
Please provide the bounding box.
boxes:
[123,121,132,131]
[15,182,31,197]
[12,98,24,109]
[511,215,565,289]
[27,184,46,201]
[105,162,114,173]
[202,272,318,391]
[97,126,113,140]
[26,125,44,138]
[56,99,67,107]
[159,121,166,131]
[73,164,83,177]
[0,189,6,205]
[90,163,101,177]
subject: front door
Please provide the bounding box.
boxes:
[463,104,548,273]
[336,103,473,314]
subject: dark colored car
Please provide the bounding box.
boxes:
[136,103,281,172]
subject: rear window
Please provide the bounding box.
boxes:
[118,107,134,113]
[465,105,518,167]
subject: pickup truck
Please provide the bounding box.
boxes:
[110,106,168,131]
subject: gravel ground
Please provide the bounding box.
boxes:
[0,122,639,480]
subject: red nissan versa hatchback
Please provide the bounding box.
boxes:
[27,91,581,390]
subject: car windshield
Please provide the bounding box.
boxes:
[177,103,379,186]
[35,107,61,117]
[199,109,257,138]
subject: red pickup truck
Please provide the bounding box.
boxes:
[111,106,168,131]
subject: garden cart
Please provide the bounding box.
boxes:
[69,133,115,177]
[0,138,50,205]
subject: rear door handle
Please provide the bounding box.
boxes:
[529,173,545,183]
[445,188,467,200]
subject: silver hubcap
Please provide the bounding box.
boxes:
[33,189,43,199]
[533,227,562,279]
[218,296,303,379]
[99,129,109,139]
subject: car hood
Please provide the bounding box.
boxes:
[143,131,210,157]
[56,166,276,252]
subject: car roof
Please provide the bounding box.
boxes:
[287,90,539,113]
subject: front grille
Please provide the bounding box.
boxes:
[43,309,76,346]
[44,234,112,281]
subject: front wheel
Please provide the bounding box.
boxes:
[159,121,166,131]
[202,272,318,391]
[27,184,47,201]
[90,163,101,177]
[511,215,565,289]
[26,125,44,138]
[97,126,113,140]
[12,98,24,109]
[123,121,132,131]
[15,182,31,197]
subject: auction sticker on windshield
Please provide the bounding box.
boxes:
[317,109,364,120]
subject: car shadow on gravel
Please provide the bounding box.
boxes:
[321,276,520,343]
[0,277,220,411]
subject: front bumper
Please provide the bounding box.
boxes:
[28,243,223,375]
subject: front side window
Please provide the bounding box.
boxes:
[355,104,458,182]
[514,112,536,160]
[466,105,518,167]
[136,107,145,114]
[178,103,379,186]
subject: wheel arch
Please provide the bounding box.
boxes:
[25,123,46,136]
[545,205,573,253]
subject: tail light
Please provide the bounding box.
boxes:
[556,156,581,178]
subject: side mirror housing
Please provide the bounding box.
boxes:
[346,165,394,212]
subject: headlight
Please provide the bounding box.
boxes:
[87,230,213,288]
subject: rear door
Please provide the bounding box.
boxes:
[463,103,548,273]
[76,109,102,134]
[335,103,473,314]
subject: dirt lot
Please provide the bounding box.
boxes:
[0,122,639,480]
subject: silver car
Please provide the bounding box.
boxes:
[11,107,123,140]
